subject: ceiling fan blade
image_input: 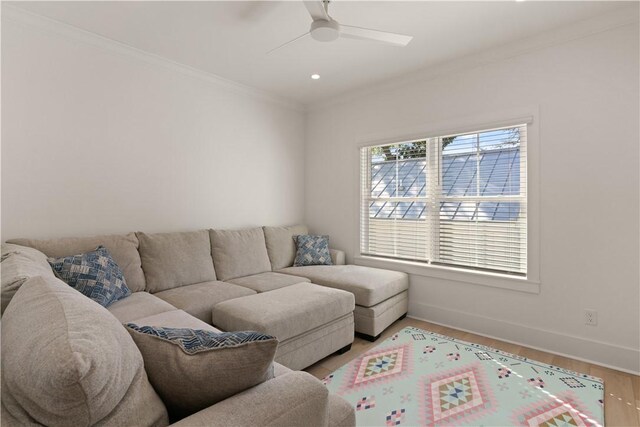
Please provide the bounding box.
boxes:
[340,25,413,46]
[267,32,310,54]
[303,0,330,21]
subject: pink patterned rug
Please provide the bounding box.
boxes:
[323,327,604,426]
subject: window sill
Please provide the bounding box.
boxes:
[353,255,540,294]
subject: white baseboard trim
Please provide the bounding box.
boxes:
[408,302,640,376]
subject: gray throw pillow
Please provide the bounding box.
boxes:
[48,245,131,307]
[293,235,333,266]
[125,324,278,420]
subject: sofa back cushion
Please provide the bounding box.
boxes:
[1,243,56,315]
[7,233,146,292]
[137,230,216,293]
[210,228,272,281]
[1,275,169,427]
[263,225,309,270]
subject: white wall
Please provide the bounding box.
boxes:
[305,20,640,372]
[1,11,306,240]
[3,5,639,373]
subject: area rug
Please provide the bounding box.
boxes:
[323,327,604,426]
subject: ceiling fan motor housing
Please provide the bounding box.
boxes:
[310,19,340,42]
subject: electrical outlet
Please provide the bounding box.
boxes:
[584,309,598,326]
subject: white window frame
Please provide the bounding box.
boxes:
[353,108,540,294]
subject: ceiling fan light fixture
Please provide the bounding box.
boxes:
[311,74,321,80]
[267,1,413,54]
[310,19,340,42]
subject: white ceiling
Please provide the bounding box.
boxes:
[9,1,628,106]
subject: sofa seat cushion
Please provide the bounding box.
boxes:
[227,272,310,293]
[108,291,176,323]
[209,227,272,281]
[212,283,354,342]
[131,309,221,331]
[263,225,309,270]
[170,371,330,427]
[155,281,256,324]
[1,275,168,427]
[8,233,147,292]
[137,230,216,293]
[278,265,408,307]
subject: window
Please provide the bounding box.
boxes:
[360,124,527,276]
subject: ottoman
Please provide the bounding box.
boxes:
[212,282,355,370]
[278,265,409,340]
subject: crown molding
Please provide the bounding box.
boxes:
[3,3,637,114]
[307,4,639,112]
[1,4,305,113]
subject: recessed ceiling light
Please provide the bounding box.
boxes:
[311,74,321,80]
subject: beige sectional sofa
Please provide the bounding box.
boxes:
[2,224,409,426]
[1,274,354,427]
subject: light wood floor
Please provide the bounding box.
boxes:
[305,317,640,426]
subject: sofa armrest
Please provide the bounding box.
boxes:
[330,249,346,265]
[171,371,329,427]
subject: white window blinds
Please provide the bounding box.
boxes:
[360,124,527,276]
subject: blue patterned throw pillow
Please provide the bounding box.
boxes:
[293,234,333,266]
[125,324,275,354]
[48,246,131,307]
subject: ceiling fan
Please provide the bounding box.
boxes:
[268,0,413,54]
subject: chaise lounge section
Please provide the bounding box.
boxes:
[262,225,409,340]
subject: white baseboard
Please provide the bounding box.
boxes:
[409,302,640,376]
